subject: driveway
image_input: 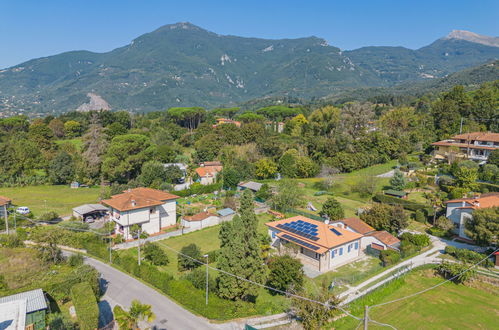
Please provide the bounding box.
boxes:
[84,256,221,329]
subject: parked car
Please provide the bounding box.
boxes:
[16,207,30,215]
[84,216,95,223]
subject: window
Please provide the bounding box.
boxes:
[348,244,351,253]
[339,248,343,256]
[272,231,276,239]
[331,250,336,259]
[355,242,359,250]
[149,207,156,214]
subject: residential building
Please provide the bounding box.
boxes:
[213,118,241,128]
[237,181,263,193]
[265,121,285,133]
[195,162,223,185]
[102,187,179,239]
[431,132,499,163]
[0,288,48,330]
[0,195,11,224]
[331,217,400,251]
[444,192,499,239]
[266,216,363,272]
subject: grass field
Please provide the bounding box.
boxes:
[0,185,102,216]
[335,269,499,329]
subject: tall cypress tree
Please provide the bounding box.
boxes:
[217,190,267,300]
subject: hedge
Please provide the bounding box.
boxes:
[175,182,222,197]
[373,193,434,216]
[478,181,499,192]
[71,282,99,330]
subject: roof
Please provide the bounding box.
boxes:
[444,193,499,209]
[431,140,496,151]
[238,181,263,191]
[266,216,363,253]
[183,211,217,222]
[72,204,109,215]
[452,132,499,143]
[102,187,179,212]
[0,300,26,330]
[0,289,47,313]
[367,231,400,246]
[334,217,375,235]
[195,165,222,178]
[384,190,408,197]
[217,208,235,217]
[0,195,11,206]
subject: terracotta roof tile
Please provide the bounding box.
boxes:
[334,217,375,235]
[183,211,216,222]
[266,216,363,252]
[102,187,179,212]
[0,195,11,206]
[445,192,499,209]
[195,165,222,177]
[452,132,499,143]
[367,231,400,246]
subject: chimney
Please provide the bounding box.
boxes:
[131,200,136,207]
[324,219,330,225]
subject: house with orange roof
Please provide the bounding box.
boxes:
[194,162,223,185]
[213,118,241,128]
[266,216,363,272]
[445,192,499,239]
[101,187,179,239]
[181,211,220,231]
[431,132,499,163]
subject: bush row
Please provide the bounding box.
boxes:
[444,246,494,268]
[175,182,222,197]
[373,193,434,216]
[70,282,99,330]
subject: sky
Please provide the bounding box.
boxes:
[0,0,498,68]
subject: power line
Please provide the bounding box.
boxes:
[369,248,499,309]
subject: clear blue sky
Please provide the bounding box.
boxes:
[1,0,498,68]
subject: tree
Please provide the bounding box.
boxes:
[81,114,108,183]
[178,243,202,271]
[465,207,499,246]
[271,180,304,211]
[167,107,206,130]
[164,165,183,183]
[37,230,63,264]
[113,300,155,330]
[267,255,304,294]
[217,190,267,300]
[291,289,341,330]
[64,120,82,138]
[48,118,65,138]
[454,166,479,191]
[389,169,406,190]
[320,197,344,220]
[489,149,499,167]
[105,122,127,140]
[28,120,55,151]
[434,216,453,231]
[138,161,168,187]
[221,167,241,190]
[414,209,426,223]
[102,134,156,183]
[351,175,378,197]
[256,183,272,201]
[48,151,75,184]
[308,105,341,137]
[481,164,498,182]
[278,149,299,178]
[341,102,374,137]
[360,203,408,233]
[255,158,278,179]
[143,242,169,266]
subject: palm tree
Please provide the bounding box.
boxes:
[113,300,156,329]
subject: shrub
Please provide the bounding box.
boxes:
[185,268,217,293]
[143,242,169,266]
[373,193,433,216]
[45,265,100,303]
[444,246,494,268]
[178,244,202,271]
[399,241,419,258]
[71,282,99,330]
[379,249,401,266]
[399,232,430,248]
[47,313,76,330]
[0,234,24,248]
[68,254,84,267]
[38,211,59,222]
[436,262,476,283]
[414,209,426,223]
[267,255,304,294]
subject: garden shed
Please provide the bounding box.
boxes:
[0,289,48,330]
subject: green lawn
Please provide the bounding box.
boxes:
[407,191,429,204]
[0,185,102,216]
[335,269,499,329]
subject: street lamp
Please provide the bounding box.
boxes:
[203,254,209,305]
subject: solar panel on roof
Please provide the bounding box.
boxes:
[281,234,320,251]
[331,228,343,236]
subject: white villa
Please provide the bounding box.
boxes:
[444,192,499,239]
[102,187,179,239]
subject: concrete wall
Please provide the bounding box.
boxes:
[446,202,473,239]
[326,240,361,270]
[200,176,216,185]
[159,200,177,228]
[181,215,220,231]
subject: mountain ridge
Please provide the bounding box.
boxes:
[0,23,498,115]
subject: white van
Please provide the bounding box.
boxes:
[16,207,30,215]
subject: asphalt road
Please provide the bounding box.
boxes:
[84,257,220,330]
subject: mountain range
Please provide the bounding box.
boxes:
[0,23,497,115]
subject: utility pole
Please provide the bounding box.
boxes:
[109,227,112,264]
[363,305,369,330]
[13,212,16,231]
[137,228,141,266]
[204,254,209,305]
[4,205,9,234]
[459,117,463,134]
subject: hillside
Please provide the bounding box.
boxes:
[0,23,498,115]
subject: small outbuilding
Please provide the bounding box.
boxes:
[0,288,48,330]
[383,189,408,199]
[237,181,263,193]
[181,211,220,231]
[72,204,109,220]
[217,208,236,222]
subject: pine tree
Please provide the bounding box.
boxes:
[389,169,406,190]
[217,190,267,300]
